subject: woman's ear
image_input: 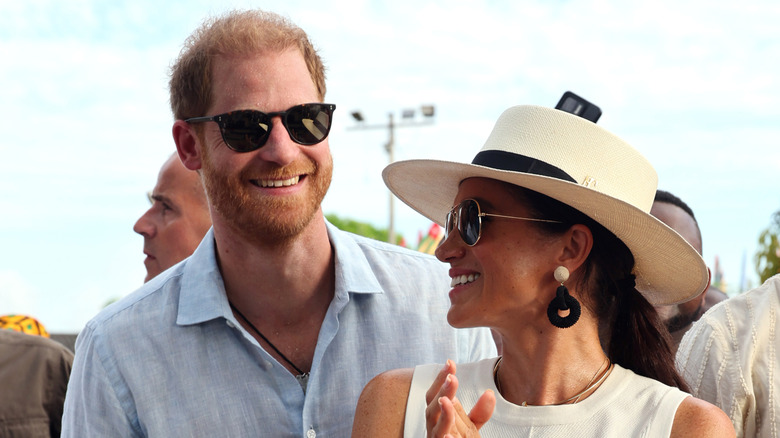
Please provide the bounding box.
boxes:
[173,120,203,171]
[557,224,593,272]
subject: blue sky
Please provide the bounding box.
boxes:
[2,0,779,332]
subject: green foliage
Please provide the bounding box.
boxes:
[755,210,780,283]
[326,214,405,246]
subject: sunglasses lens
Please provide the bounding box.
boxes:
[460,200,481,246]
[220,110,271,152]
[445,210,456,240]
[286,104,334,145]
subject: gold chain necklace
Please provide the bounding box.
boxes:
[492,356,613,407]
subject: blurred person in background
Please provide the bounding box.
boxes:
[133,152,211,282]
[1,315,73,437]
[650,190,727,353]
[677,274,780,437]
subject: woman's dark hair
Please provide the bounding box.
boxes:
[515,185,690,391]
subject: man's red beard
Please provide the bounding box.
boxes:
[200,144,333,246]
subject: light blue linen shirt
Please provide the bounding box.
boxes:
[62,222,496,437]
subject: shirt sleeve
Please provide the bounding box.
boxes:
[62,323,143,438]
[458,326,498,363]
[676,306,755,437]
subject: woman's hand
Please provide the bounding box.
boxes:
[425,360,496,437]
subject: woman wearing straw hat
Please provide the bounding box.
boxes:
[351,105,734,437]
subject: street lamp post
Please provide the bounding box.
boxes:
[385,113,396,245]
[349,105,435,244]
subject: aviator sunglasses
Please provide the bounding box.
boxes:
[445,198,563,246]
[185,103,336,152]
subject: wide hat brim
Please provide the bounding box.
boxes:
[383,105,708,306]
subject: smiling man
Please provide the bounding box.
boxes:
[62,9,495,437]
[133,153,211,282]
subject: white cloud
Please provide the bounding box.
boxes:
[0,270,37,316]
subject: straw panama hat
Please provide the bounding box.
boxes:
[383,105,708,306]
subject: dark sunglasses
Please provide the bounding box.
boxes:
[185,103,336,152]
[445,198,563,246]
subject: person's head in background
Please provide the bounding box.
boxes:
[650,190,710,347]
[133,153,211,282]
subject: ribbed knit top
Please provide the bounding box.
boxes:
[405,358,688,437]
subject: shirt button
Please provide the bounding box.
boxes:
[226,320,236,328]
[306,428,316,438]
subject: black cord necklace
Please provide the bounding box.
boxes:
[229,301,307,377]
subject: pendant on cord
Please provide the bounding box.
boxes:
[296,373,310,393]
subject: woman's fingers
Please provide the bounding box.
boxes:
[432,396,458,437]
[468,390,496,429]
[432,394,486,438]
[426,360,456,404]
[426,372,459,432]
[425,360,457,432]
[425,362,495,437]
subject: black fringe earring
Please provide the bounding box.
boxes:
[547,266,581,328]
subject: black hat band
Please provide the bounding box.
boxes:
[472,150,576,183]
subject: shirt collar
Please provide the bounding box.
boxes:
[176,221,384,327]
[326,220,384,296]
[176,228,232,326]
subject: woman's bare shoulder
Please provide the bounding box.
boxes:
[351,368,415,438]
[366,367,416,393]
[671,396,735,438]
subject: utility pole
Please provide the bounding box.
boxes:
[349,105,435,244]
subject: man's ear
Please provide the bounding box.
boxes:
[173,120,203,171]
[557,224,593,273]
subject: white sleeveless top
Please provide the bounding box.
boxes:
[404,357,689,438]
